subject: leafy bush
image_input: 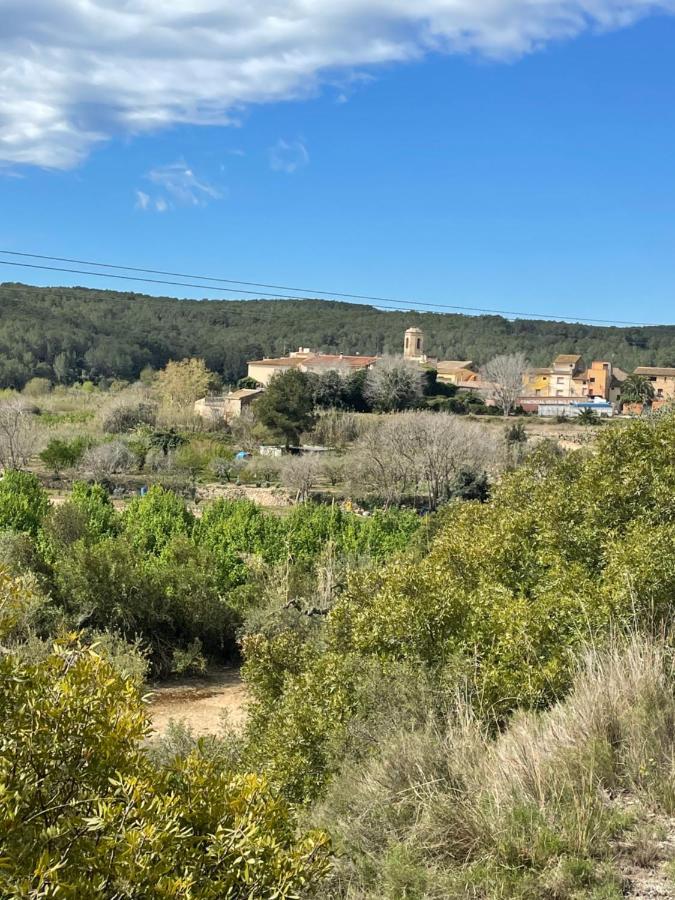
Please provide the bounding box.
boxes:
[122,484,194,554]
[22,377,52,397]
[0,572,330,897]
[0,470,49,536]
[39,436,90,474]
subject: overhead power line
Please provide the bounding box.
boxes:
[0,249,664,328]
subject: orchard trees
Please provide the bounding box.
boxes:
[349,411,497,509]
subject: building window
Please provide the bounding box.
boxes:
[416,339,421,350]
[557,377,564,384]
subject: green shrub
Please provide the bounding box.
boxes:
[242,413,675,804]
[122,484,194,554]
[0,572,330,897]
[39,436,90,474]
[0,470,49,536]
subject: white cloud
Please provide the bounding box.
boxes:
[146,161,221,205]
[135,190,150,210]
[269,139,309,174]
[2,0,674,168]
[134,161,221,211]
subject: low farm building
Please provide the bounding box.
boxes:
[194,388,264,422]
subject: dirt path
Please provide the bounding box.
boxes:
[147,669,249,736]
[621,816,675,898]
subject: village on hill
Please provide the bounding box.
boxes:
[195,325,674,423]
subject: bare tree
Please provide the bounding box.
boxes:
[348,418,417,508]
[81,441,136,479]
[348,411,500,509]
[280,454,322,502]
[0,399,43,470]
[480,352,529,417]
[365,356,424,412]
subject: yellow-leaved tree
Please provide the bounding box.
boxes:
[156,358,216,413]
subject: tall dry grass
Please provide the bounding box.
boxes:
[314,635,675,898]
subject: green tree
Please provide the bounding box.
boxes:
[577,407,600,426]
[254,370,316,447]
[149,428,187,457]
[156,357,216,411]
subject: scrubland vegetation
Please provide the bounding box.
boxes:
[2,344,675,894]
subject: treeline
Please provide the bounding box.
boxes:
[2,281,675,388]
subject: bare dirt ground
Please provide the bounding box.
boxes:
[147,669,249,736]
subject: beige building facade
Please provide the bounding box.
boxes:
[633,367,675,401]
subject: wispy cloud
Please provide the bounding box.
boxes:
[147,162,222,206]
[135,190,150,211]
[2,1,675,169]
[135,161,222,212]
[269,139,309,174]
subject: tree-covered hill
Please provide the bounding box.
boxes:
[1,281,674,388]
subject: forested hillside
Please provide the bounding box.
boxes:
[1,281,675,388]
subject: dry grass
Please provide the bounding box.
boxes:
[314,636,675,898]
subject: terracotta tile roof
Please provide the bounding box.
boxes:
[437,360,474,372]
[634,367,675,377]
[303,354,377,369]
[247,357,304,367]
[228,388,264,399]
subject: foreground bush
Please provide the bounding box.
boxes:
[0,570,330,898]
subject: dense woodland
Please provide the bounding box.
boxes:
[2,281,675,388]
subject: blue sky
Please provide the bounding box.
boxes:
[2,2,675,325]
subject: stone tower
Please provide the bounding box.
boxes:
[404,326,425,361]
